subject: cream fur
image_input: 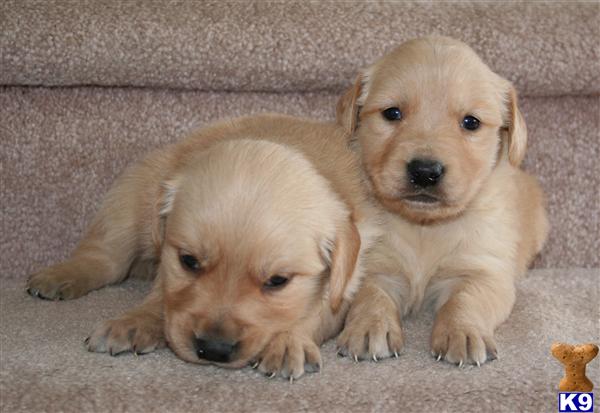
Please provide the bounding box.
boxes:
[336,36,548,366]
[27,114,381,380]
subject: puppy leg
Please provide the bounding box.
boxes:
[256,327,322,382]
[27,164,156,300]
[337,278,403,361]
[431,272,515,366]
[87,278,165,356]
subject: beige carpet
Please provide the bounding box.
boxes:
[1,88,598,276]
[1,269,599,413]
[1,1,599,412]
[1,1,598,95]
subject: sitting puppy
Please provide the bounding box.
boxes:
[335,36,548,366]
[27,114,380,380]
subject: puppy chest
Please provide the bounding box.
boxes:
[381,219,468,311]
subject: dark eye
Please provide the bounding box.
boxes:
[382,107,403,121]
[179,254,201,273]
[263,275,290,290]
[462,115,480,131]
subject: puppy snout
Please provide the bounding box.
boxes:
[194,336,238,363]
[407,159,445,187]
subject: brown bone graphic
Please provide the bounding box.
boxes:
[551,342,598,392]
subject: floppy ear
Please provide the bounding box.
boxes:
[326,219,361,313]
[151,177,180,255]
[504,86,528,166]
[336,75,363,135]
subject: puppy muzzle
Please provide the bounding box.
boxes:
[194,335,239,363]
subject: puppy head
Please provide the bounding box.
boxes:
[337,36,527,224]
[155,139,360,368]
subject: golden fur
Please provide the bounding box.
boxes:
[27,114,380,380]
[335,37,548,365]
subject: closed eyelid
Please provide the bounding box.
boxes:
[258,271,294,283]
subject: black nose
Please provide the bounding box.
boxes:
[407,159,445,187]
[194,336,238,363]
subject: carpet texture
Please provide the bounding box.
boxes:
[1,269,599,413]
[1,88,598,278]
[1,1,598,95]
[1,2,599,412]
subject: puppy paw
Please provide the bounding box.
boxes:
[430,319,497,366]
[255,332,321,381]
[27,263,94,300]
[86,314,165,356]
[337,308,403,361]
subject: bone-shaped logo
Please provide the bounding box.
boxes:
[551,342,598,392]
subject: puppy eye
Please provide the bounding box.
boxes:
[382,107,403,121]
[179,253,201,273]
[263,275,290,290]
[462,115,481,131]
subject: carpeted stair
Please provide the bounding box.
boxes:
[1,2,598,412]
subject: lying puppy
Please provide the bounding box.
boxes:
[27,114,379,380]
[336,36,548,366]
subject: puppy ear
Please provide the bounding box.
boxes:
[151,177,180,254]
[504,86,528,166]
[336,75,364,135]
[326,219,361,313]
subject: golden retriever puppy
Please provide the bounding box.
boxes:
[27,115,380,380]
[335,36,548,366]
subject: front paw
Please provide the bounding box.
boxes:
[27,263,92,300]
[430,319,497,366]
[337,306,403,361]
[255,332,321,381]
[87,314,165,356]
